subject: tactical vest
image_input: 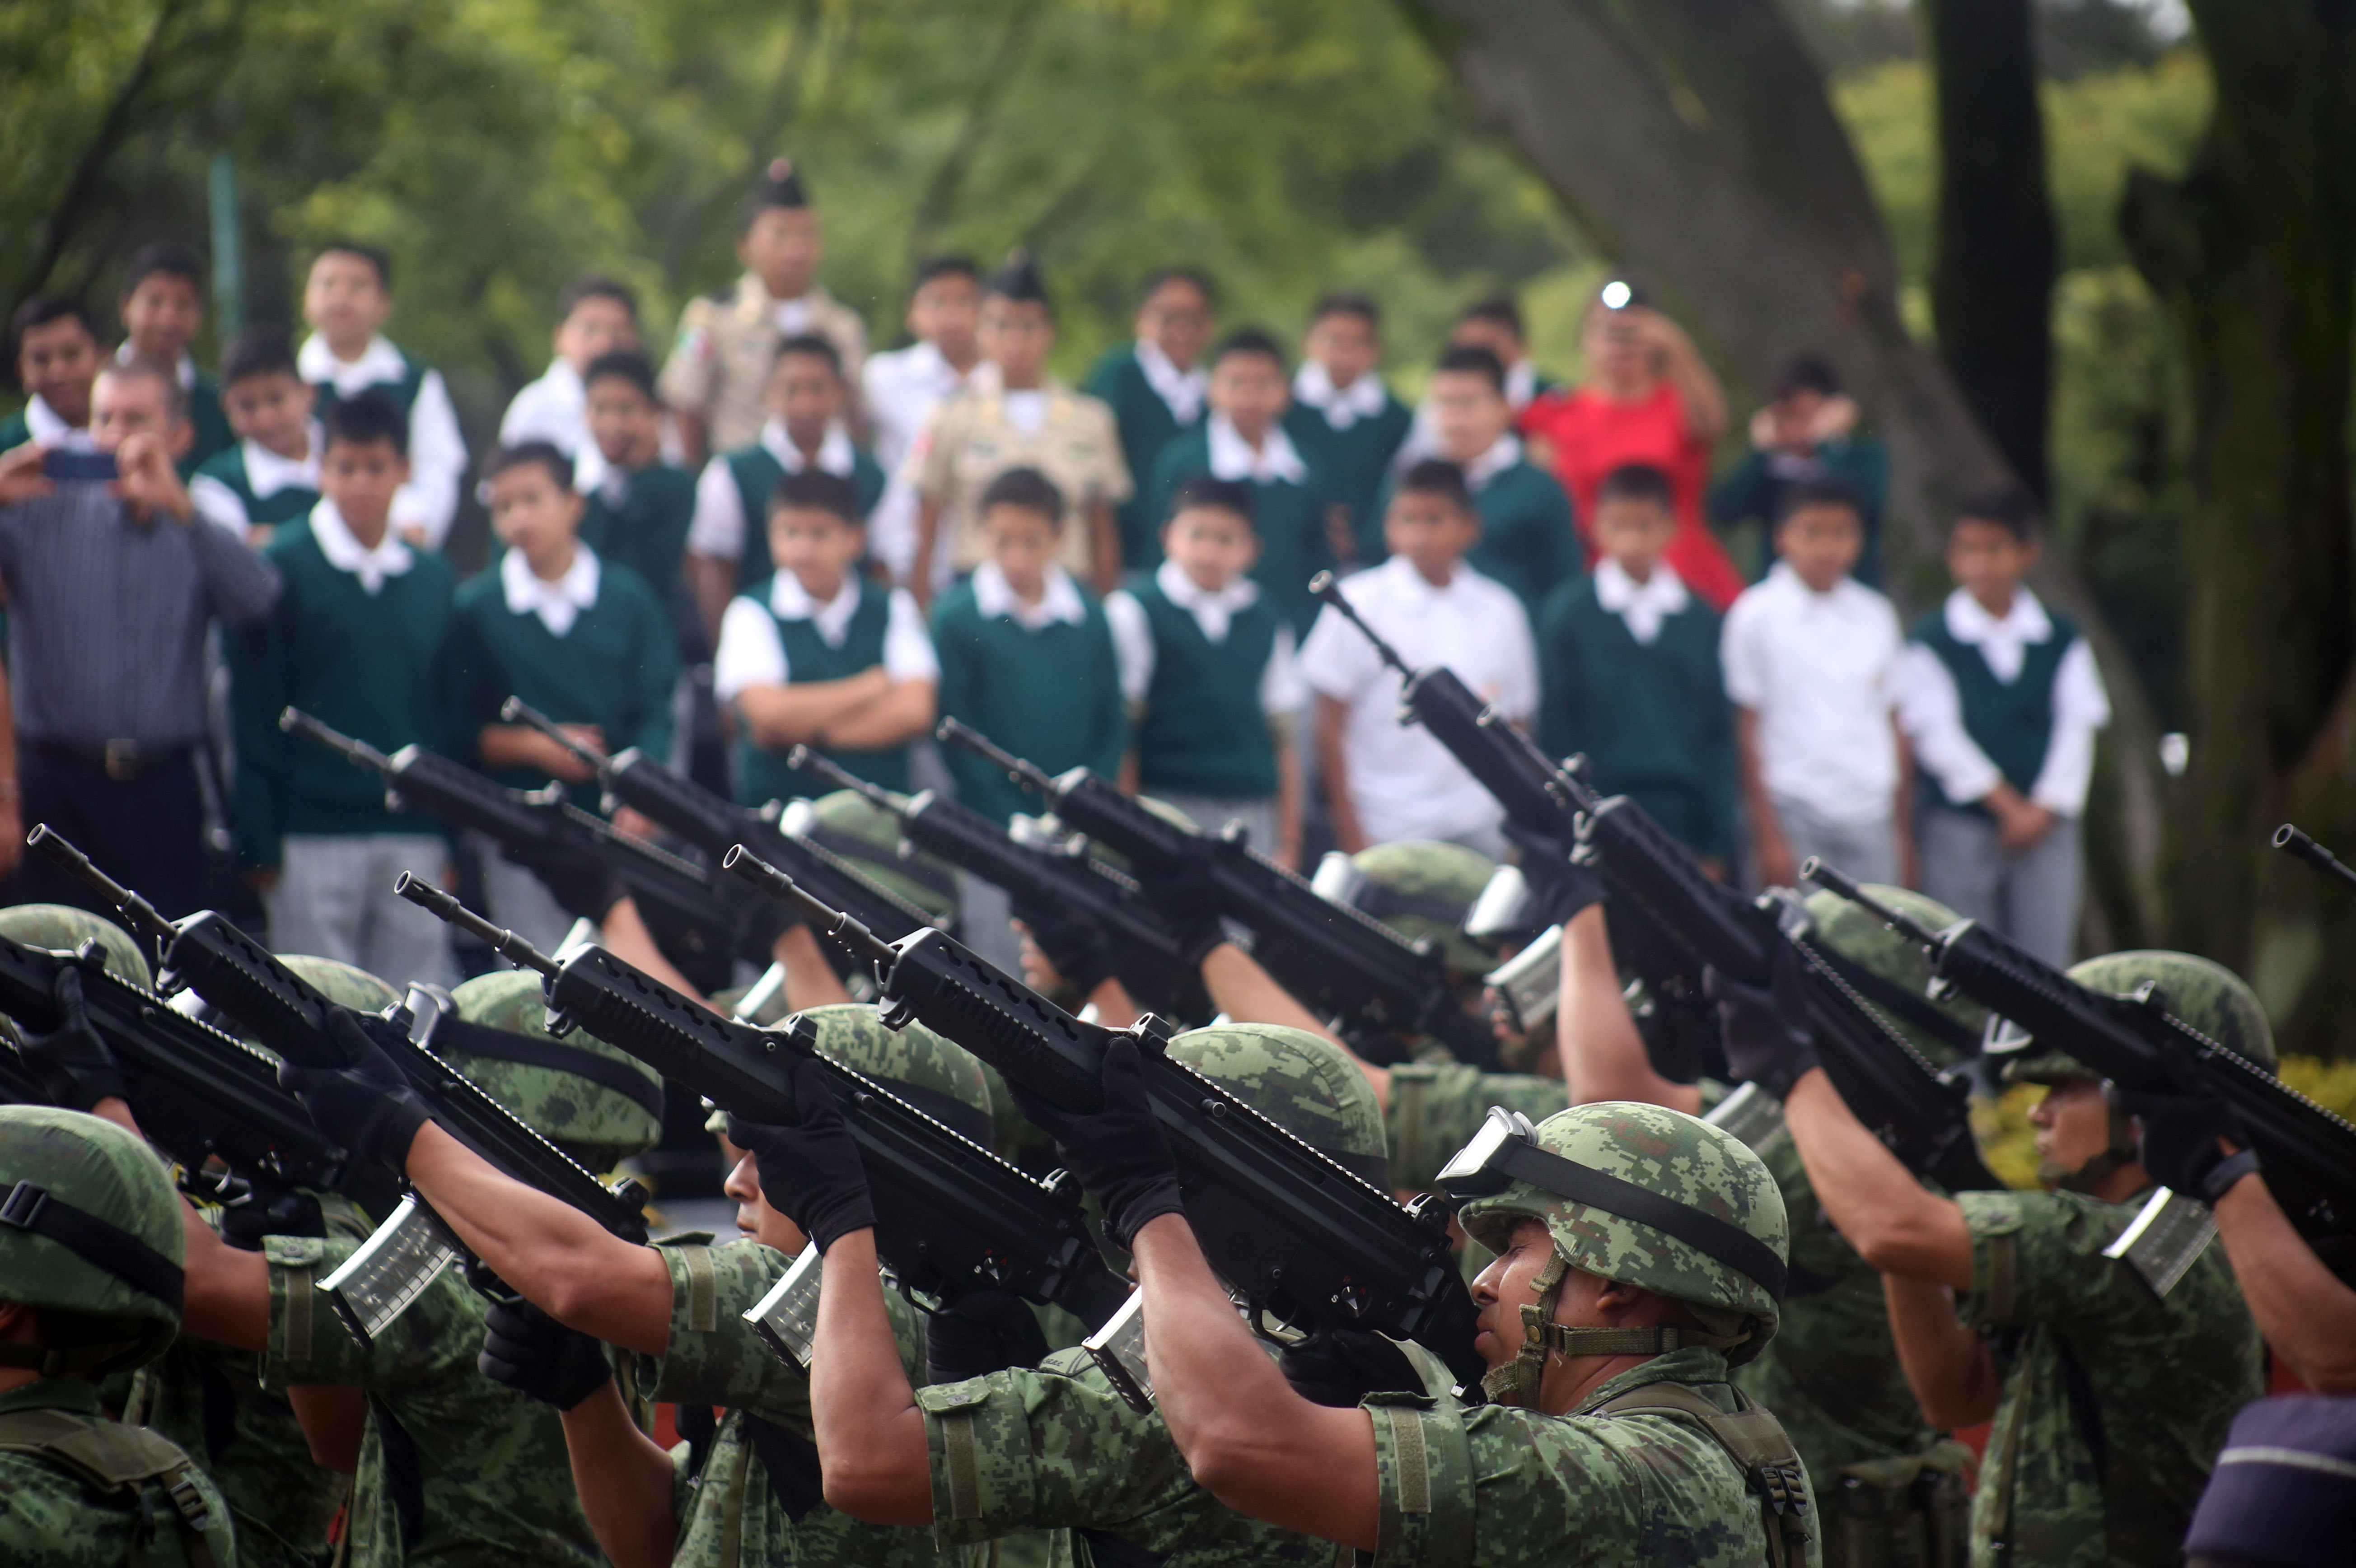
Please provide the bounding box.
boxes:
[734,576,910,799]
[0,1406,222,1568]
[1914,609,2078,815]
[311,360,427,423]
[1598,1380,1815,1568]
[1131,579,1281,799]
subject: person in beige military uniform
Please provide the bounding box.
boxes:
[908,252,1129,601]
[659,159,870,467]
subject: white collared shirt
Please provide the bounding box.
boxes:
[500,359,587,456]
[297,333,468,550]
[1721,561,1905,823]
[1593,557,1690,647]
[1204,413,1309,486]
[687,420,860,562]
[862,341,972,475]
[1291,360,1389,431]
[500,541,602,637]
[19,394,94,452]
[114,341,197,391]
[191,424,323,532]
[971,560,1088,633]
[306,497,416,596]
[1298,554,1537,843]
[1896,587,2112,815]
[712,574,938,702]
[1104,560,1305,711]
[1459,432,1523,493]
[1135,340,1208,427]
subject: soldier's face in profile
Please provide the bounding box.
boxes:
[724,1149,809,1252]
[2029,1078,2113,1184]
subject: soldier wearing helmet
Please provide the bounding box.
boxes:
[0,1105,238,1567]
[1728,943,2264,1566]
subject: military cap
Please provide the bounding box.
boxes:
[804,1002,994,1148]
[1168,1022,1387,1186]
[986,249,1051,308]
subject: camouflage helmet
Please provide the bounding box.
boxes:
[783,790,960,924]
[804,1003,994,1148]
[1030,797,1199,876]
[1992,949,2276,1087]
[1314,841,1496,975]
[0,1105,186,1374]
[0,904,152,991]
[1800,885,1987,1068]
[1455,1102,1788,1398]
[448,970,664,1171]
[279,955,402,1015]
[1168,1023,1388,1186]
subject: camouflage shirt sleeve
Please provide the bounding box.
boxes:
[262,1233,480,1389]
[1384,1064,1570,1190]
[658,297,720,413]
[1954,1190,2140,1331]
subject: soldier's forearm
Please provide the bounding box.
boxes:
[2213,1172,2356,1392]
[560,1382,680,1568]
[1881,1274,1999,1428]
[1557,905,1696,1112]
[809,1230,934,1524]
[1783,1069,1974,1290]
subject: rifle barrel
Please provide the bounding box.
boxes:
[27,825,173,943]
[2275,823,2356,896]
[721,845,898,964]
[936,719,1056,796]
[786,745,892,806]
[278,706,396,770]
[1306,572,1412,678]
[1802,858,1944,946]
[501,698,614,771]
[394,873,561,977]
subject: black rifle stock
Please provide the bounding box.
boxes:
[935,718,1499,1067]
[2276,824,2356,899]
[723,846,1487,1389]
[397,876,1130,1329]
[1808,858,2356,1278]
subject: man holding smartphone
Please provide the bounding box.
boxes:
[0,357,280,916]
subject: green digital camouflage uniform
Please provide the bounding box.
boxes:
[912,1024,1389,1568]
[0,1106,240,1568]
[1960,950,2272,1568]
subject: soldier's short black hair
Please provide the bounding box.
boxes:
[1596,462,1673,511]
[121,243,204,298]
[1776,476,1863,526]
[741,158,810,231]
[1213,328,1286,374]
[775,332,842,379]
[1433,344,1506,395]
[101,356,188,426]
[323,392,408,457]
[978,466,1065,528]
[1141,266,1219,312]
[1456,297,1524,341]
[1956,485,2039,544]
[912,256,980,292]
[1772,352,1841,401]
[312,240,392,292]
[770,468,862,526]
[486,439,573,490]
[221,327,301,389]
[1310,290,1381,331]
[1168,476,1257,533]
[583,350,657,403]
[1396,458,1471,513]
[9,294,101,358]
[558,272,638,325]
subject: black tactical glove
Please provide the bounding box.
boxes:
[216,1186,326,1251]
[1013,896,1116,998]
[2118,1064,2259,1203]
[1506,821,1605,930]
[1139,855,1226,969]
[925,1289,1052,1385]
[1278,1327,1424,1408]
[18,965,126,1111]
[278,1008,432,1175]
[1704,941,1818,1101]
[479,1298,614,1411]
[499,839,626,925]
[1006,1037,1181,1249]
[725,1055,874,1254]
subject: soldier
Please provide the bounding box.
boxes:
[1727,945,2267,1564]
[0,1104,239,1567]
[659,160,870,467]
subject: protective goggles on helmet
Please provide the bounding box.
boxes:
[1983,1013,2034,1056]
[1435,1106,1788,1302]
[1309,852,1471,929]
[1463,863,1543,947]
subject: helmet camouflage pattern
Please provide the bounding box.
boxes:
[279,955,402,1015]
[805,1003,994,1147]
[0,1105,186,1372]
[1459,1101,1787,1364]
[1995,949,2276,1086]
[1168,1023,1386,1181]
[1336,841,1496,976]
[449,970,664,1170]
[0,904,153,991]
[804,789,960,924]
[1802,884,1987,1067]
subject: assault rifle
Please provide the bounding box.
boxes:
[1302,578,1997,1190]
[1809,858,2356,1283]
[499,698,946,970]
[784,747,1209,1020]
[278,709,742,971]
[936,719,1498,1068]
[721,845,1487,1397]
[28,827,652,1343]
[2276,824,2356,901]
[395,874,1132,1364]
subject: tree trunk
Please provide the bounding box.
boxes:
[1922,0,2057,504]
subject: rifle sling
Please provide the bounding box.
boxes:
[1805,942,1981,1061]
[430,1017,665,1123]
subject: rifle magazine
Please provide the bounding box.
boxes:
[317,1194,464,1346]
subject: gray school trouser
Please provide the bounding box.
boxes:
[1150,791,1280,863]
[470,831,589,960]
[265,834,457,989]
[1766,797,1898,891]
[1917,805,2084,968]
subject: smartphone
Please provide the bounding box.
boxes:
[41,448,118,482]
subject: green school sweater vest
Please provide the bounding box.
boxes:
[1086,346,1202,571]
[1143,429,1331,635]
[311,361,426,421]
[1283,395,1411,548]
[931,583,1124,825]
[181,373,234,477]
[735,577,910,801]
[582,463,698,609]
[229,520,456,865]
[0,411,28,452]
[1535,577,1736,862]
[1913,608,2077,814]
[722,444,886,592]
[193,443,321,527]
[1131,579,1282,799]
[1369,458,1578,612]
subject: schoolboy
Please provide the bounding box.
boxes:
[499,272,640,485]
[1299,458,1534,857]
[0,295,103,452]
[116,243,234,472]
[1536,463,1733,873]
[1088,266,1217,572]
[1898,488,2109,965]
[576,350,698,617]
[1105,476,1305,866]
[1709,351,1890,586]
[660,158,868,467]
[863,257,984,587]
[715,468,938,801]
[298,240,469,550]
[1282,289,1410,559]
[1451,295,1555,410]
[1370,343,1575,609]
[190,326,323,539]
[441,441,678,950]
[1720,476,1908,890]
[1144,328,1328,634]
[229,393,457,982]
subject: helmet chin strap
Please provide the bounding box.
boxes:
[1480,1251,1751,1409]
[2045,1096,2142,1195]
